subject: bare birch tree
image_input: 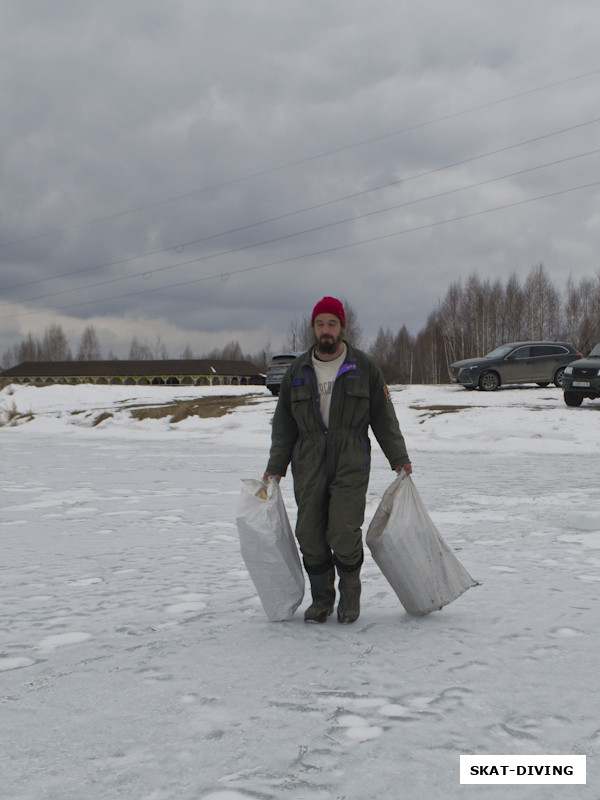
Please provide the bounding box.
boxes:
[77,325,102,360]
[369,327,396,380]
[523,262,560,340]
[502,272,526,342]
[393,325,415,384]
[128,336,154,360]
[40,324,72,361]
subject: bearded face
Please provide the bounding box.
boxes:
[313,313,344,357]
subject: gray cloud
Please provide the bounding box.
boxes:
[2,0,600,360]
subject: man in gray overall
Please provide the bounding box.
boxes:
[264,297,412,624]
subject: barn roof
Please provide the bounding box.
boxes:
[1,359,262,379]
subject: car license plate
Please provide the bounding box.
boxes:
[573,381,590,387]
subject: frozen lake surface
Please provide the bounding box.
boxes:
[1,383,599,799]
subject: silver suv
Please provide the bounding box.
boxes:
[265,353,300,395]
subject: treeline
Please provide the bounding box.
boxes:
[3,265,600,383]
[369,264,600,384]
[1,324,274,372]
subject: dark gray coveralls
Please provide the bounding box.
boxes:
[266,341,410,571]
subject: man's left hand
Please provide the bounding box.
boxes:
[396,463,412,476]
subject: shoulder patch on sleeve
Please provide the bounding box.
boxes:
[383,385,391,402]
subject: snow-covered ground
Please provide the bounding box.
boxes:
[1,382,599,799]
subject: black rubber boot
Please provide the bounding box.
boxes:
[335,554,363,624]
[304,561,336,623]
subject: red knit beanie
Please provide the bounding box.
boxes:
[311,296,346,325]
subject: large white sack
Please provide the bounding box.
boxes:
[366,472,478,615]
[236,478,304,621]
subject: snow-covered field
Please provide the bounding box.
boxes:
[1,382,599,800]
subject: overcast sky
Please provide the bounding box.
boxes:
[1,0,600,361]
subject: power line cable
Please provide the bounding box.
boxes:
[2,115,599,296]
[1,145,599,309]
[5,176,600,322]
[2,66,599,251]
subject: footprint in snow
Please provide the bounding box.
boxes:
[165,592,207,616]
[37,632,93,652]
[66,576,104,586]
[336,714,384,741]
[548,627,585,638]
[201,792,263,800]
[0,656,36,671]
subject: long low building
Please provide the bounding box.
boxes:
[0,359,265,387]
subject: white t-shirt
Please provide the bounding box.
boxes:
[312,344,347,428]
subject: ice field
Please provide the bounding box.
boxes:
[1,382,599,799]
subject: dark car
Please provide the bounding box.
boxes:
[448,341,582,391]
[562,342,600,406]
[265,353,300,395]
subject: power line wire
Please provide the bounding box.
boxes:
[2,66,599,251]
[4,177,600,322]
[2,144,599,310]
[2,116,599,296]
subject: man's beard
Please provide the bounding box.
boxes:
[315,332,342,356]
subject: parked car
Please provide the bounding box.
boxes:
[562,342,600,406]
[448,341,582,391]
[265,353,300,395]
